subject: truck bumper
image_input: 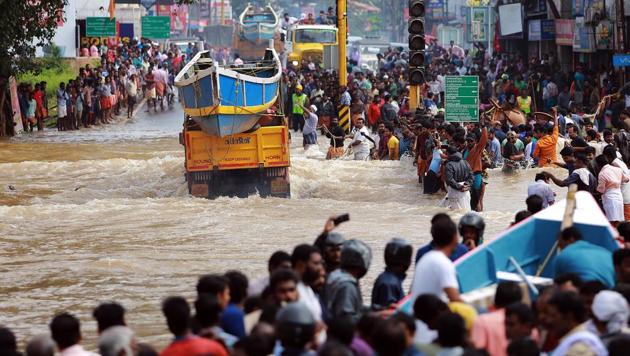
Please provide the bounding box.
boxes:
[187,167,290,199]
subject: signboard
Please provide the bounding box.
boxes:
[445,76,479,122]
[428,0,444,8]
[119,23,134,43]
[541,19,555,40]
[470,7,488,41]
[529,19,555,41]
[595,20,613,50]
[499,4,523,36]
[613,54,630,67]
[142,16,170,39]
[573,17,595,53]
[529,19,541,41]
[555,19,574,46]
[86,17,116,37]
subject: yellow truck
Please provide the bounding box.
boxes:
[181,120,291,198]
[285,24,338,66]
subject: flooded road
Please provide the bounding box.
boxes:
[0,105,566,349]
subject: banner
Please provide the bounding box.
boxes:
[470,7,489,42]
[541,19,555,40]
[529,19,541,41]
[595,20,613,50]
[555,19,574,46]
[170,4,188,33]
[573,17,595,53]
[119,23,134,44]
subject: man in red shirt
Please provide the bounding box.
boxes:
[160,296,228,356]
[367,95,381,131]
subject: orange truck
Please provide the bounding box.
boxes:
[181,123,291,198]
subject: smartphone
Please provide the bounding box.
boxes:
[333,214,350,226]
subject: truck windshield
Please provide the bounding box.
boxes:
[294,29,336,43]
[243,14,275,23]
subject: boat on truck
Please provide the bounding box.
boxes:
[175,48,290,199]
[238,4,278,42]
[175,49,281,137]
[398,190,619,311]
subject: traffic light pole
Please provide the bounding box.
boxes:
[338,0,350,132]
[408,0,426,114]
[338,0,347,87]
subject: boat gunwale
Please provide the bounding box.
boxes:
[239,5,279,29]
[175,49,282,87]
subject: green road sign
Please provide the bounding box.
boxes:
[142,16,171,39]
[445,75,480,122]
[86,17,116,37]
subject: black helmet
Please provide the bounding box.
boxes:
[314,232,346,252]
[340,239,372,277]
[458,212,485,243]
[276,302,316,349]
[325,232,345,246]
[384,238,413,269]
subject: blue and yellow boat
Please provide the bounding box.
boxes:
[174,49,281,137]
[239,4,278,42]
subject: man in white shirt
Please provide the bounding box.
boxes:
[411,213,463,303]
[301,104,319,149]
[527,173,556,208]
[291,244,324,321]
[605,145,630,220]
[349,117,371,160]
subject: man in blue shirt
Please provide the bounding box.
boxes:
[554,227,616,288]
[487,129,502,168]
[372,238,413,310]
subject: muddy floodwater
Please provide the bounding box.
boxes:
[0,105,565,349]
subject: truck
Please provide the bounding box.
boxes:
[180,117,291,199]
[285,24,338,66]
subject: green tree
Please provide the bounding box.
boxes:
[0,0,67,136]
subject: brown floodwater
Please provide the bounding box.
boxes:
[0,105,566,351]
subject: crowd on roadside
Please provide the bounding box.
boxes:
[279,37,630,220]
[16,38,194,134]
[4,206,630,356]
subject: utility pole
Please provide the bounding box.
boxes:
[338,0,350,132]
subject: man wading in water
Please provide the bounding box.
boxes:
[325,118,346,159]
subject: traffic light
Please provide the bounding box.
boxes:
[408,0,425,85]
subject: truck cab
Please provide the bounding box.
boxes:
[285,24,338,66]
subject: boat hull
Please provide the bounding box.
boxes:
[192,114,261,137]
[455,191,619,294]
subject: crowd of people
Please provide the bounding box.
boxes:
[3,208,630,356]
[278,35,630,219]
[16,38,193,133]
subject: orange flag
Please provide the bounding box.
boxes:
[108,0,115,19]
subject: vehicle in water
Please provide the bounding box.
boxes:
[175,48,290,199]
[399,190,618,310]
[285,24,338,66]
[238,4,278,42]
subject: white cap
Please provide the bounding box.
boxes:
[310,105,318,113]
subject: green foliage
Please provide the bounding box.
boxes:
[19,58,75,118]
[0,0,67,79]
